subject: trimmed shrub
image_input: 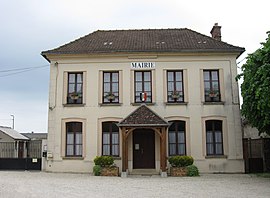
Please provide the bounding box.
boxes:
[186,165,199,176]
[94,156,114,167]
[93,165,101,176]
[168,155,194,167]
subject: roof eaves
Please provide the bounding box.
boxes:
[41,52,51,63]
[117,123,169,127]
[41,48,245,58]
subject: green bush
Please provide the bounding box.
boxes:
[93,165,101,176]
[186,165,199,176]
[168,155,194,167]
[94,156,114,167]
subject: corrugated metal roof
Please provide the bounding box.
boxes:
[21,133,47,140]
[0,126,29,140]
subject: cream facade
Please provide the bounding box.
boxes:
[42,27,245,175]
[44,53,244,174]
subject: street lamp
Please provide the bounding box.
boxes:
[10,115,14,129]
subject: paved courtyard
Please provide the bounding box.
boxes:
[0,171,269,198]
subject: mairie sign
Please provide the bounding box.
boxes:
[131,62,155,69]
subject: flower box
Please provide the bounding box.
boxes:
[100,166,119,176]
[209,93,218,98]
[69,92,81,100]
[171,91,181,99]
[105,93,116,101]
[170,167,188,176]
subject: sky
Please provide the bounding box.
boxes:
[0,0,269,133]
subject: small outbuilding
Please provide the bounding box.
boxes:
[0,126,29,158]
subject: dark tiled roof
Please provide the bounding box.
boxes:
[118,104,169,127]
[41,28,244,59]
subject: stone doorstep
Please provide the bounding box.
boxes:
[129,169,160,176]
[121,169,168,178]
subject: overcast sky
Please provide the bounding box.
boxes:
[0,0,269,133]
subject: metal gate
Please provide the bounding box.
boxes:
[243,138,270,173]
[0,140,42,170]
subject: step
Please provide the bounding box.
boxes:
[129,169,160,176]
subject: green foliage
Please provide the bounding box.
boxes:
[168,155,194,167]
[254,173,270,178]
[186,165,200,176]
[93,165,101,176]
[93,156,114,167]
[236,31,270,135]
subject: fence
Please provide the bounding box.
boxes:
[243,138,270,173]
[0,140,42,170]
[0,142,15,158]
[27,140,42,158]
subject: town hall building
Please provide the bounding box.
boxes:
[41,23,245,176]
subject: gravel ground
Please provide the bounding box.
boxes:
[0,171,269,198]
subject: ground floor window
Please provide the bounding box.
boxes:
[168,121,186,156]
[102,122,119,156]
[66,122,82,157]
[206,120,223,155]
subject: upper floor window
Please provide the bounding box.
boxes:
[167,71,184,103]
[103,72,119,103]
[66,122,82,157]
[168,121,186,156]
[203,70,220,102]
[102,122,119,156]
[206,120,223,155]
[67,72,83,104]
[134,71,152,103]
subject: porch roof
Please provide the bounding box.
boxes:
[118,104,169,127]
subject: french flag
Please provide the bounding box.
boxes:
[140,92,147,102]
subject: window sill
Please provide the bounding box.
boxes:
[131,102,156,106]
[63,103,86,107]
[99,103,122,106]
[101,156,121,160]
[62,157,84,160]
[112,157,121,160]
[205,155,227,159]
[203,101,225,105]
[165,102,188,105]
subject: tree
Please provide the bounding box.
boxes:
[237,31,270,135]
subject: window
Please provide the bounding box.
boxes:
[67,72,83,104]
[66,122,82,157]
[134,71,152,103]
[103,72,119,103]
[206,120,223,155]
[102,122,119,156]
[167,71,184,103]
[203,70,220,102]
[168,121,186,156]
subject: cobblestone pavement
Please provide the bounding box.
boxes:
[0,171,269,198]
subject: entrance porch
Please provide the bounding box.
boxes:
[118,104,169,177]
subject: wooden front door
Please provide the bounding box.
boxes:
[133,129,155,169]
[18,141,24,158]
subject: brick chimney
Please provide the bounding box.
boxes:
[210,23,221,41]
